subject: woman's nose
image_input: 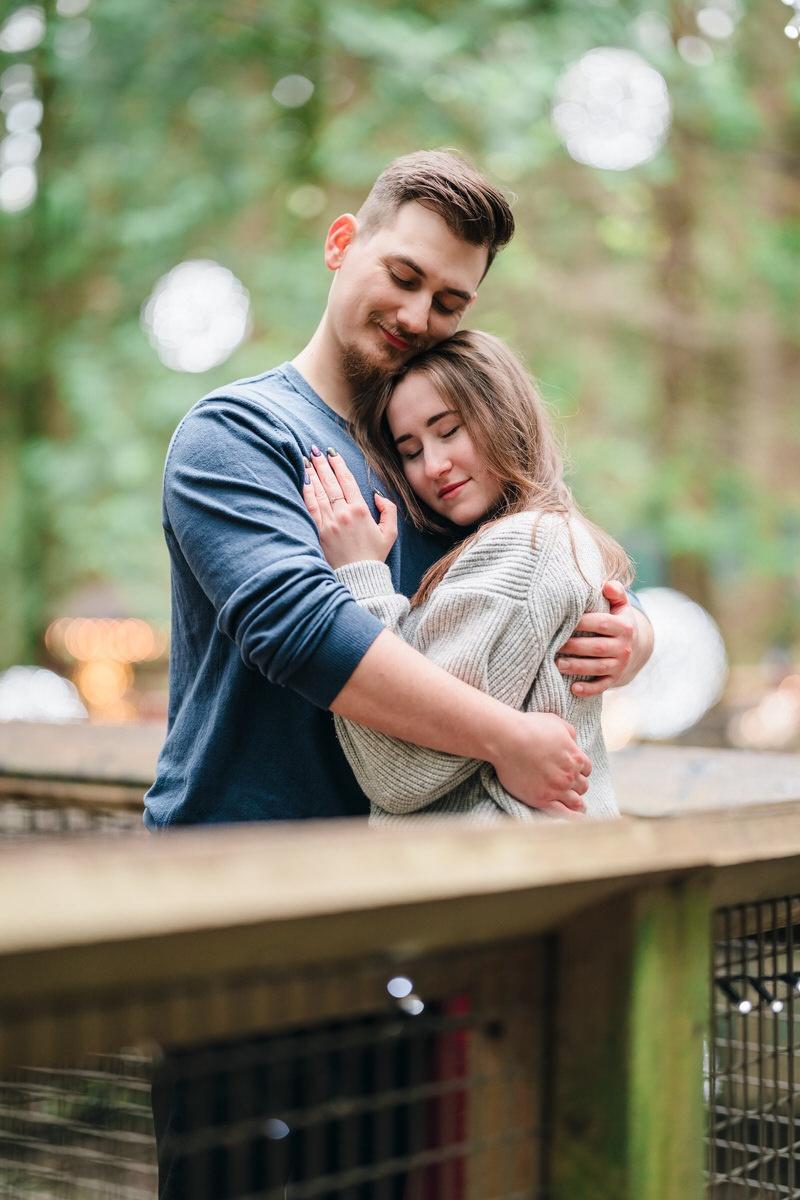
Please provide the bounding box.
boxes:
[424,450,452,479]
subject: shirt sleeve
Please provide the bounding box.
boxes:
[163,398,385,709]
[332,544,546,815]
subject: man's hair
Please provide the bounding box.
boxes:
[356,149,514,274]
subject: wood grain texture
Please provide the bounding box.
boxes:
[548,880,710,1200]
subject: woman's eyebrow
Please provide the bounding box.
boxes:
[388,255,472,304]
[394,410,457,445]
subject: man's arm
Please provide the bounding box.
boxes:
[557,581,654,697]
[331,629,590,813]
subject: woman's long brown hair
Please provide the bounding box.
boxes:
[349,330,633,606]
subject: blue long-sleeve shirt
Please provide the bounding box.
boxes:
[144,363,448,828]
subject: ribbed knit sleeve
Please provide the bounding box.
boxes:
[333,561,411,632]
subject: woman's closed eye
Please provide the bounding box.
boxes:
[401,426,461,461]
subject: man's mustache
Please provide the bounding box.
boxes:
[369,315,427,355]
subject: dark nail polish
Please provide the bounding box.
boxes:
[304,470,310,484]
[311,444,322,457]
[302,455,311,467]
[327,446,337,457]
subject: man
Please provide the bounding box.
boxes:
[145,149,652,833]
[148,150,652,1198]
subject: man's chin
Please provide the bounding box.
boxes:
[341,344,402,393]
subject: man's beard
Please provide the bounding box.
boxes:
[340,343,391,398]
[341,317,425,394]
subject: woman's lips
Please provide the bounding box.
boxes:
[438,480,468,500]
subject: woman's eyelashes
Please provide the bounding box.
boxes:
[400,426,461,461]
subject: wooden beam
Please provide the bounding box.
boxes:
[548,878,711,1200]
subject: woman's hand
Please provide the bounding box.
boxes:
[302,446,398,569]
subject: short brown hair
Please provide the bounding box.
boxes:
[356,149,514,274]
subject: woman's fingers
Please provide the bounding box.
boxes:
[325,448,363,504]
[374,493,398,549]
[301,460,323,528]
[543,800,586,821]
[309,445,352,507]
[308,456,334,518]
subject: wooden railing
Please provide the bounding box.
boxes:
[1,724,799,1198]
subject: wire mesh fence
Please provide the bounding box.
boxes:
[708,897,800,1198]
[0,942,543,1200]
[0,793,142,838]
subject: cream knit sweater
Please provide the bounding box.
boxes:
[334,510,620,824]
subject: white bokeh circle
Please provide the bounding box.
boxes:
[0,666,87,722]
[603,587,728,743]
[552,47,671,171]
[141,259,251,374]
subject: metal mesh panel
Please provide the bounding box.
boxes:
[0,765,146,841]
[0,795,143,838]
[0,943,543,1199]
[708,897,800,1198]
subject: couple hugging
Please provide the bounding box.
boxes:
[144,149,652,831]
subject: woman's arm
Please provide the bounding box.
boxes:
[333,521,559,815]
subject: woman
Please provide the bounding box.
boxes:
[302,330,632,823]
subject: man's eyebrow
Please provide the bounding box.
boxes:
[389,256,473,303]
[394,410,457,446]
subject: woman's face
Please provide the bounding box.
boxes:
[386,372,503,525]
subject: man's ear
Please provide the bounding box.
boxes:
[324,214,358,272]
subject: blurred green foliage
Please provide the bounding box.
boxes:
[1,0,798,667]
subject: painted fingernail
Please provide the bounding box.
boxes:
[304,470,310,484]
[326,446,337,457]
[310,444,322,457]
[302,455,311,467]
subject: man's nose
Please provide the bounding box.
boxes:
[397,294,430,336]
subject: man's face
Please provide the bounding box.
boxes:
[325,202,487,387]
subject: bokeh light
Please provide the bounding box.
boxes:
[56,0,91,15]
[0,131,41,167]
[271,75,314,108]
[0,162,36,211]
[386,976,413,999]
[54,18,93,59]
[0,6,45,54]
[141,259,251,374]
[696,7,736,39]
[677,36,715,65]
[5,96,42,134]
[551,48,671,171]
[603,587,728,745]
[45,617,166,663]
[728,674,800,749]
[286,184,326,218]
[0,666,87,722]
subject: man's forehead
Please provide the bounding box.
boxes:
[373,203,487,291]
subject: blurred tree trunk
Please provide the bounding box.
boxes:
[3,0,58,667]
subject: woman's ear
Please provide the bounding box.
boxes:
[324,214,358,271]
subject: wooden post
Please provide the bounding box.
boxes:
[548,877,711,1200]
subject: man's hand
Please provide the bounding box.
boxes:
[556,581,654,697]
[491,711,591,818]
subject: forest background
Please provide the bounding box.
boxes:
[1,0,798,739]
